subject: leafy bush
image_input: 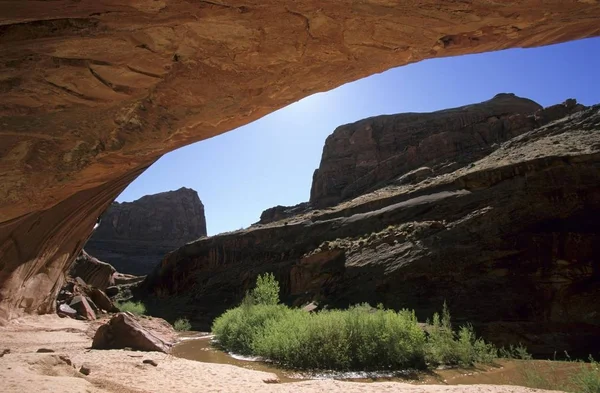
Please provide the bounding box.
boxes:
[571,356,600,393]
[173,317,192,331]
[250,273,280,305]
[424,302,496,367]
[498,343,532,360]
[212,303,291,355]
[518,356,600,392]
[117,301,146,315]
[212,277,498,371]
[252,304,426,370]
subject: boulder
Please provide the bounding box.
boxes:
[88,287,119,313]
[91,313,171,353]
[57,303,77,319]
[69,296,96,321]
[79,365,91,376]
[105,287,119,297]
[69,251,116,290]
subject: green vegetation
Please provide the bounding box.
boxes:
[425,303,496,367]
[516,357,600,393]
[571,357,600,393]
[173,317,192,331]
[212,274,498,371]
[498,343,532,360]
[250,304,426,370]
[117,300,146,315]
[248,272,280,306]
[309,221,445,256]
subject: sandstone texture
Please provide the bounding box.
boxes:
[56,275,120,320]
[69,250,117,290]
[91,312,172,353]
[143,97,600,357]
[85,187,207,275]
[310,94,544,206]
[1,1,600,322]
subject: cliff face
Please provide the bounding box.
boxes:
[143,98,600,356]
[310,94,544,207]
[2,1,600,321]
[85,188,207,275]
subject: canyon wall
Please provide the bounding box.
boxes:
[143,98,600,356]
[310,93,543,206]
[86,187,207,275]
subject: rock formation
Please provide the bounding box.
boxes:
[69,250,117,290]
[142,97,600,356]
[85,187,207,275]
[56,275,120,320]
[92,313,172,353]
[2,1,600,321]
[310,93,544,207]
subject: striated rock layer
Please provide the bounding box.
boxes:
[310,93,544,207]
[143,98,600,356]
[69,250,116,290]
[2,1,600,321]
[85,187,207,275]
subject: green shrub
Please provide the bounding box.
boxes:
[250,273,280,305]
[117,301,146,315]
[517,357,600,393]
[212,277,497,371]
[212,304,291,355]
[425,303,456,366]
[249,304,426,371]
[173,317,192,331]
[499,343,532,360]
[425,302,496,367]
[571,357,600,393]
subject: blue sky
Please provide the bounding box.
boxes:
[117,37,600,235]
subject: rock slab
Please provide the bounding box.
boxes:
[92,313,172,353]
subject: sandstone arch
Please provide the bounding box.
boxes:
[1,0,600,321]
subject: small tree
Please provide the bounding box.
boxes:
[251,273,280,305]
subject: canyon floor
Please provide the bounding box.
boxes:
[0,315,560,393]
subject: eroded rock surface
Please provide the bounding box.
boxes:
[310,93,544,206]
[143,98,600,356]
[85,187,207,274]
[1,0,600,321]
[310,95,589,207]
[70,250,116,290]
[92,313,172,353]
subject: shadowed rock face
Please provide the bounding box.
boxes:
[310,94,543,207]
[143,99,600,356]
[85,188,207,275]
[70,250,116,290]
[1,1,600,321]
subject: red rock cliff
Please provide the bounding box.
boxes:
[86,187,207,275]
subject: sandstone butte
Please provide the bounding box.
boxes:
[1,0,600,322]
[86,187,207,275]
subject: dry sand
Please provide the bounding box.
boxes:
[0,315,560,393]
